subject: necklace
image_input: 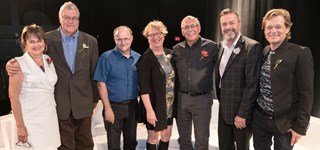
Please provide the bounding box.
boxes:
[39,65,45,72]
[29,53,45,72]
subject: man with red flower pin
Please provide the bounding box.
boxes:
[215,8,263,150]
[172,15,218,150]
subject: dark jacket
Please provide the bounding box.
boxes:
[46,29,99,120]
[137,48,176,131]
[215,35,262,125]
[263,40,314,135]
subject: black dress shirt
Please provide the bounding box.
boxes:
[172,37,218,93]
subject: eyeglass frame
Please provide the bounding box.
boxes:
[148,32,163,38]
[61,15,80,22]
[15,141,32,149]
[115,37,132,43]
[181,24,199,30]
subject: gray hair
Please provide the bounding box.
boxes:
[181,15,201,29]
[113,25,133,37]
[58,1,80,18]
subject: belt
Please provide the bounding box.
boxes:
[110,99,136,105]
[256,104,274,119]
[180,91,209,96]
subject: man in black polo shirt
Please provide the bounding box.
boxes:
[172,15,218,150]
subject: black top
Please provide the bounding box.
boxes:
[172,37,218,93]
[137,48,176,131]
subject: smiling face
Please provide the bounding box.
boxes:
[147,27,165,50]
[114,27,133,54]
[59,9,79,36]
[181,17,201,46]
[25,34,46,57]
[264,15,290,49]
[220,12,241,43]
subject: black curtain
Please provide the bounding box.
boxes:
[205,0,320,117]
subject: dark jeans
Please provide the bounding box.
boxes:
[176,91,213,150]
[104,100,138,150]
[252,109,293,150]
[58,115,94,150]
[218,107,252,150]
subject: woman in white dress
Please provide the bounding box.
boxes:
[8,24,60,150]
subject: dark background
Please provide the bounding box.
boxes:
[1,0,319,117]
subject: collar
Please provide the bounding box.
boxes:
[222,33,241,50]
[113,47,139,60]
[185,36,202,48]
[59,27,79,42]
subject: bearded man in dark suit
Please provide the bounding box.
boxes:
[215,8,262,150]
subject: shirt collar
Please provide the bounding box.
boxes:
[113,47,139,60]
[222,33,241,50]
[59,27,79,42]
[185,36,202,48]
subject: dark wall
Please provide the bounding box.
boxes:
[75,0,208,55]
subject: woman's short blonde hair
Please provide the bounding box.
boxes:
[142,20,168,38]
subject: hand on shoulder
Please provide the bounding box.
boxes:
[6,58,21,76]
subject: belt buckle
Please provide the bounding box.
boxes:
[123,100,131,104]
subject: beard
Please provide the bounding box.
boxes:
[223,29,238,41]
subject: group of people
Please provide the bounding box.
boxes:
[6,1,314,150]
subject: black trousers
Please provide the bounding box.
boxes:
[218,107,252,150]
[252,109,293,150]
[104,100,138,150]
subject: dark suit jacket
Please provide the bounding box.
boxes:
[264,40,314,135]
[215,35,262,125]
[137,48,176,131]
[46,29,99,120]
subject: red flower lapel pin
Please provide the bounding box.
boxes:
[46,58,53,67]
[200,49,209,61]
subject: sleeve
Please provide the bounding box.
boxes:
[90,38,100,102]
[93,53,109,83]
[292,46,314,135]
[15,57,26,74]
[238,43,263,119]
[137,55,152,95]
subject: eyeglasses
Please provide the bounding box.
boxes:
[15,141,32,150]
[115,38,131,43]
[62,16,79,22]
[148,32,162,38]
[182,24,199,30]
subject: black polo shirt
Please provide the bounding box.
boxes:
[172,37,218,93]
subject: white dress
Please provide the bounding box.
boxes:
[12,52,60,150]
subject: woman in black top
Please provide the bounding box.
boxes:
[137,20,175,150]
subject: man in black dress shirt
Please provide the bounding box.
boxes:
[172,15,218,150]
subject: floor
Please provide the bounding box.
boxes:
[1,99,318,150]
[92,100,319,150]
[92,100,220,150]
